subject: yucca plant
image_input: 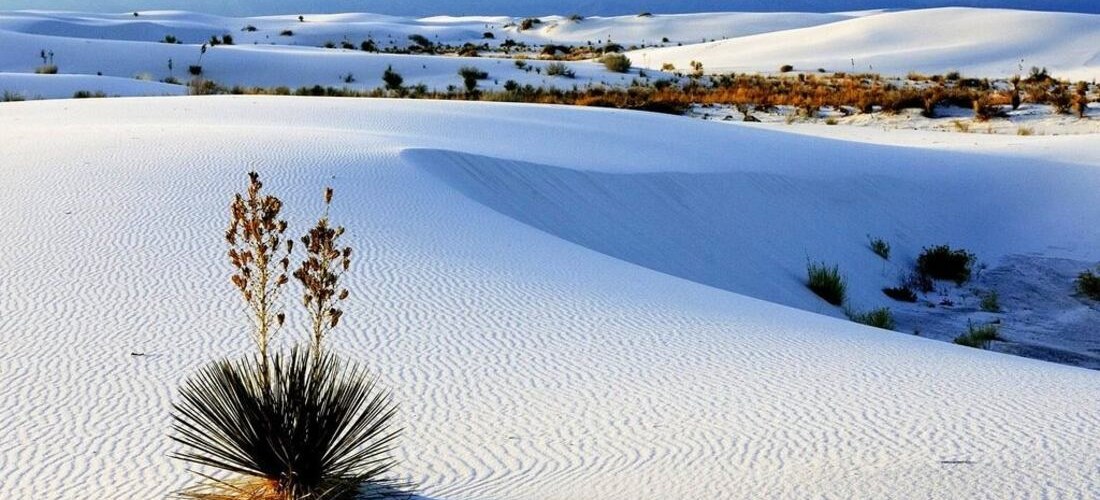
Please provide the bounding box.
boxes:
[807,261,846,306]
[172,347,405,500]
[173,173,409,499]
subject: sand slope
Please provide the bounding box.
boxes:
[630,7,1100,79]
[1,96,1098,498]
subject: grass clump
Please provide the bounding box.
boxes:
[600,53,632,73]
[868,236,890,260]
[980,290,1001,312]
[953,322,1001,349]
[546,62,575,78]
[917,244,976,285]
[1076,268,1100,300]
[807,261,846,306]
[846,307,896,330]
[882,286,917,302]
[35,64,58,74]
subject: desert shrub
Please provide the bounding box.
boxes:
[847,307,896,330]
[361,39,377,52]
[341,41,355,50]
[779,64,794,73]
[601,54,632,73]
[162,34,179,44]
[280,29,294,36]
[916,245,975,285]
[882,286,917,302]
[868,236,890,260]
[807,261,846,306]
[172,173,409,499]
[980,290,1001,312]
[2,90,25,102]
[34,64,58,74]
[222,34,234,45]
[407,34,433,52]
[323,41,336,49]
[72,90,107,98]
[953,322,1001,349]
[661,62,675,71]
[637,12,654,17]
[519,18,541,31]
[172,348,406,499]
[188,65,202,76]
[458,66,488,80]
[972,96,1003,121]
[242,24,258,32]
[1077,268,1100,300]
[483,31,495,39]
[546,62,575,78]
[569,14,584,21]
[382,65,403,91]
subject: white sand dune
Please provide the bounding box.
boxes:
[1,96,1098,498]
[630,7,1100,79]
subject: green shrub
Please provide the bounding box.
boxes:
[73,90,107,99]
[601,53,632,73]
[1077,268,1100,300]
[280,29,294,36]
[519,18,541,31]
[807,261,846,306]
[780,64,794,73]
[868,236,890,260]
[980,290,1001,312]
[847,307,896,330]
[953,322,1001,349]
[546,62,575,78]
[917,244,975,285]
[35,64,58,74]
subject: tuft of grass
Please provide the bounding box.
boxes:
[917,244,975,285]
[1077,268,1100,300]
[868,236,890,260]
[73,90,107,99]
[953,321,1001,349]
[951,120,970,133]
[882,286,917,302]
[2,90,26,102]
[807,261,846,306]
[34,64,58,74]
[980,290,1001,312]
[846,307,896,330]
[1016,126,1034,136]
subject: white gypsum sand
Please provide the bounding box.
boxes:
[0,96,1098,498]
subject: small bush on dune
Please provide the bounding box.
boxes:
[280,29,294,36]
[1077,268,1100,300]
[600,53,632,73]
[779,64,794,73]
[382,65,404,91]
[953,321,1001,349]
[73,90,107,99]
[35,64,58,74]
[882,285,917,302]
[917,245,975,285]
[546,62,575,78]
[807,261,846,306]
[868,236,890,260]
[847,307,896,330]
[980,290,1001,312]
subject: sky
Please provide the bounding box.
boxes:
[2,0,1097,16]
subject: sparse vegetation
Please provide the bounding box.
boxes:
[73,90,107,98]
[280,29,294,37]
[807,261,846,306]
[953,321,1001,349]
[882,285,917,302]
[382,65,404,91]
[545,62,575,78]
[868,236,891,260]
[600,54,632,73]
[1076,268,1100,300]
[846,307,896,330]
[917,245,976,285]
[779,64,794,73]
[980,290,1001,312]
[34,64,58,74]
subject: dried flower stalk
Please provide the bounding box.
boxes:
[294,187,351,359]
[226,172,292,372]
